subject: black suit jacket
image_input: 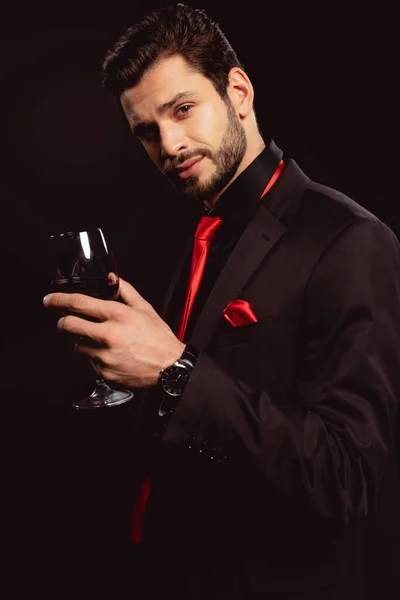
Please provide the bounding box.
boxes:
[132,155,400,599]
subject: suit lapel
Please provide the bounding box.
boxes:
[190,160,309,349]
[189,205,286,349]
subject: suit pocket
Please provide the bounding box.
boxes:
[211,318,277,348]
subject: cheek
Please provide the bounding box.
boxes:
[196,104,227,148]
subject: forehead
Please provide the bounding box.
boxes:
[120,54,215,121]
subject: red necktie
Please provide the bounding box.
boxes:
[131,160,284,546]
[131,216,222,545]
[176,216,223,342]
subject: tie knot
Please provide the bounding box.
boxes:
[194,216,222,241]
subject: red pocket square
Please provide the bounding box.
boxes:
[223,300,258,327]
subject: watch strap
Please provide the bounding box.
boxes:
[158,344,199,417]
[178,343,199,369]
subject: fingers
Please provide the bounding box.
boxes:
[74,343,116,383]
[57,314,106,345]
[118,277,147,309]
[43,280,150,316]
[43,292,112,322]
[74,340,104,361]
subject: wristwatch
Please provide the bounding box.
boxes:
[158,344,199,415]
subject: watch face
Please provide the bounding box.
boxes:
[161,366,189,397]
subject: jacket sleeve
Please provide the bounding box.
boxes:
[162,217,400,521]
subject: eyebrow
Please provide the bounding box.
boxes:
[130,90,197,135]
[157,90,197,115]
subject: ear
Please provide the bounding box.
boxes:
[227,67,254,119]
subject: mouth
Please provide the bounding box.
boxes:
[175,156,204,179]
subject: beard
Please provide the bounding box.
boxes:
[162,98,247,203]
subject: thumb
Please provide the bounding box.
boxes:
[117,277,144,308]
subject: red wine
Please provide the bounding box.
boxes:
[50,276,119,300]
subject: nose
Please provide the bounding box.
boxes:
[159,122,188,159]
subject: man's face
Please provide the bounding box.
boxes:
[121,54,247,205]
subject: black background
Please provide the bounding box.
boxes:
[1,1,398,595]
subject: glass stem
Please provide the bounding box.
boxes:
[88,359,112,391]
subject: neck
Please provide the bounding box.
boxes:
[205,134,267,209]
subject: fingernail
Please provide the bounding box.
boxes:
[43,295,49,305]
[57,317,65,330]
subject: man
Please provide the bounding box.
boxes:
[43,4,400,599]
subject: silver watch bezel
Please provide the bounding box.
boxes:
[159,359,192,397]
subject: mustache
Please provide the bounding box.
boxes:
[162,149,212,176]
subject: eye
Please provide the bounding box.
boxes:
[176,104,193,117]
[142,131,158,142]
[133,123,159,142]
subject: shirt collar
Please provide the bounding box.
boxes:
[204,139,283,227]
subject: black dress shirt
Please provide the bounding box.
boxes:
[168,139,284,342]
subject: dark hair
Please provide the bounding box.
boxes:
[101,3,244,101]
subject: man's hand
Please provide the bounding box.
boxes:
[43,278,185,388]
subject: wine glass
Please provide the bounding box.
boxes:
[48,228,134,410]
